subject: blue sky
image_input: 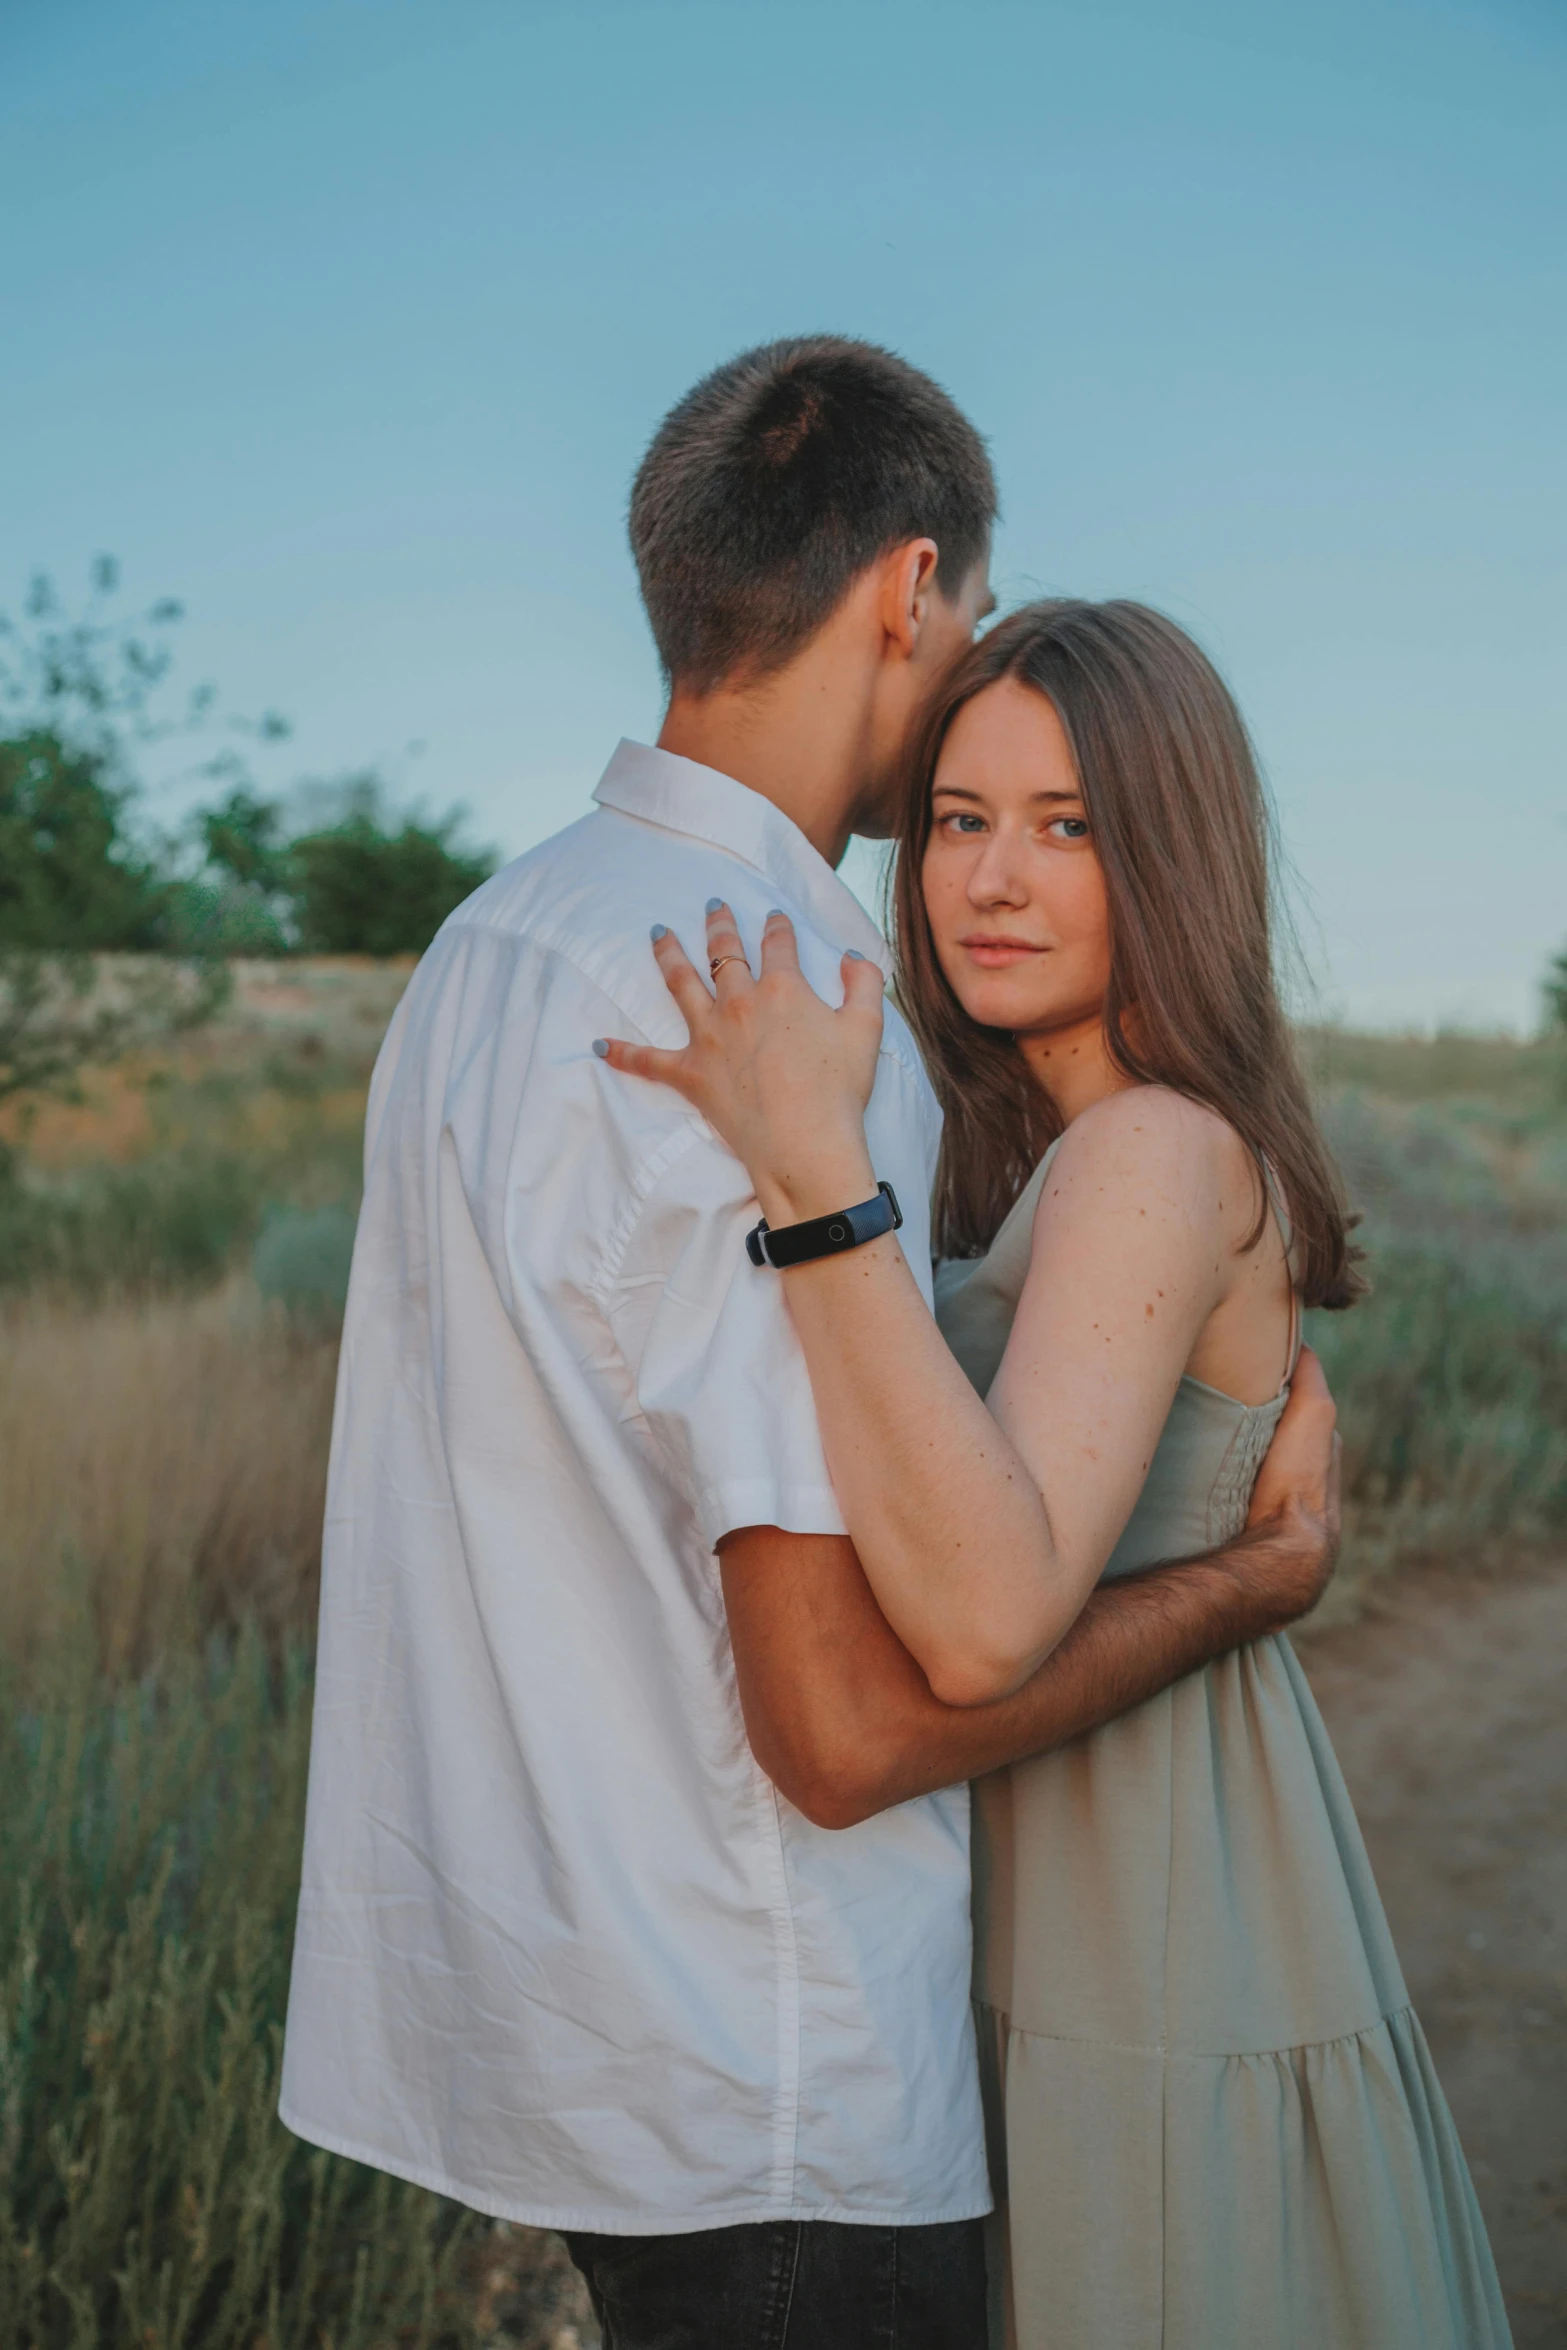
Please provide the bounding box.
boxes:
[2,0,1562,1027]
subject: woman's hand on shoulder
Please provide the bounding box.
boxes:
[592,903,885,1223]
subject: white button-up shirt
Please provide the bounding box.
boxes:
[280,740,990,2234]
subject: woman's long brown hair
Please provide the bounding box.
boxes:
[891,599,1363,1310]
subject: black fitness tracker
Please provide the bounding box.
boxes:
[745,1182,903,1270]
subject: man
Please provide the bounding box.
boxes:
[281,337,1338,2348]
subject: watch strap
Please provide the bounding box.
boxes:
[746,1182,903,1270]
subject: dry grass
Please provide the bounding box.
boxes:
[0,1280,602,2349]
[0,1285,336,1679]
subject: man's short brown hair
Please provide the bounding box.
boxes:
[629,336,996,694]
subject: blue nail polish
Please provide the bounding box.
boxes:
[767,908,786,920]
[650,923,667,941]
[705,896,724,914]
[592,1038,610,1059]
[846,949,866,961]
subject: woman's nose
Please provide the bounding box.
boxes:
[967,837,1031,909]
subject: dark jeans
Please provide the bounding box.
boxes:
[564,2217,987,2350]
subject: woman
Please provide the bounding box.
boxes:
[597,601,1509,2348]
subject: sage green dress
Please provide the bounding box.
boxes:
[934,1139,1510,2350]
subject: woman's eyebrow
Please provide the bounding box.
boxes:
[932,786,1082,805]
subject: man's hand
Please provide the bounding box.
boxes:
[1241,1345,1342,1625]
[720,1351,1343,1831]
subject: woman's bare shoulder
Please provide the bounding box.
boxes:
[1039,1086,1256,1230]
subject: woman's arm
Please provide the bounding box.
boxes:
[724,1353,1338,1823]
[765,1087,1237,1703]
[598,906,1242,1704]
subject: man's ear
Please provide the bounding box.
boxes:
[878,538,941,660]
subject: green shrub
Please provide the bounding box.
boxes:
[192,780,498,957]
[0,1629,480,2350]
[0,1147,266,1298]
[288,807,494,957]
[0,1038,369,1303]
[0,730,171,953]
[1311,1088,1567,1560]
[253,1203,358,1327]
[165,879,293,959]
[1310,1246,1567,1544]
[1546,945,1567,1034]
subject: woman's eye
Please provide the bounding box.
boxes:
[943,812,987,835]
[1049,817,1091,841]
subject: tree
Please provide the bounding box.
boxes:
[0,565,235,1111]
[287,789,497,956]
[0,560,492,1126]
[195,775,497,957]
[0,728,171,951]
[173,785,295,955]
[1546,945,1567,1035]
[197,786,290,898]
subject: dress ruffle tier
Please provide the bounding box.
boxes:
[970,1639,1512,2350]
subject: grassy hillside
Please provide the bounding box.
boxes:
[1300,1027,1567,1614]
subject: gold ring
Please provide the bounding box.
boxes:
[709,955,747,977]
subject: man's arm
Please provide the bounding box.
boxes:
[722,1350,1341,1831]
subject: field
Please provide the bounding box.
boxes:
[1,963,1563,2346]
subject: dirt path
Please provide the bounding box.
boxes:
[1299,1562,1567,2348]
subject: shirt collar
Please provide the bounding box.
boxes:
[592,739,889,977]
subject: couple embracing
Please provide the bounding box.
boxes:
[281,338,1508,2347]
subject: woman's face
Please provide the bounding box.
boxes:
[921,675,1112,1041]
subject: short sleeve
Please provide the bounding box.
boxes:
[607,1129,848,1551]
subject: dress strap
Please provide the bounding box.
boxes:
[1259,1155,1304,1383]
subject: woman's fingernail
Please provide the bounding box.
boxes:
[767,907,786,921]
[592,1038,610,1059]
[705,896,725,914]
[846,949,866,961]
[650,923,668,941]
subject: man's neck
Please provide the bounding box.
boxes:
[656,650,880,870]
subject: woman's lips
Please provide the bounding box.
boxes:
[959,936,1047,969]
